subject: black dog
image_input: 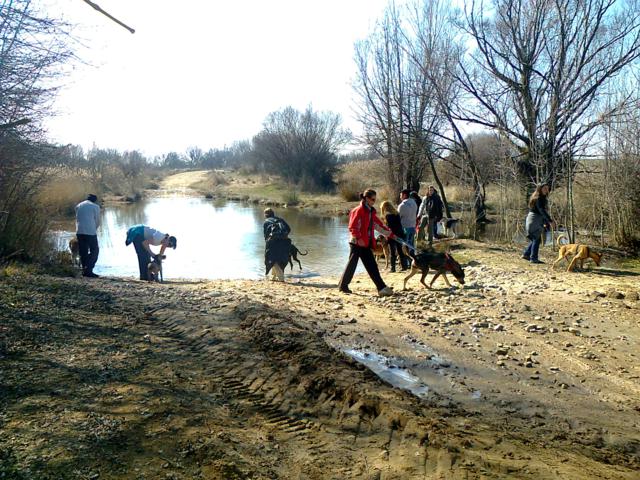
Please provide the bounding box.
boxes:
[403,250,465,289]
[288,243,308,271]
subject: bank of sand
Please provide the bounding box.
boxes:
[1,240,638,479]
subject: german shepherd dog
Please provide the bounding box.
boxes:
[552,239,603,272]
[288,243,308,271]
[403,250,465,290]
[68,237,81,267]
[372,235,392,269]
[147,254,165,282]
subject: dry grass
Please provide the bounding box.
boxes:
[38,169,98,217]
[336,159,387,201]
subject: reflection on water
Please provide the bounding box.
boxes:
[54,197,355,280]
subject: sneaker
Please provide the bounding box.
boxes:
[339,287,352,294]
[83,271,99,278]
[378,286,394,297]
[390,267,396,273]
[530,259,544,264]
[521,255,530,261]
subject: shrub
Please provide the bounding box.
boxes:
[282,190,300,206]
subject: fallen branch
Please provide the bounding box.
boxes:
[81,0,135,34]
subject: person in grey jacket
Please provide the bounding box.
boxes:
[523,184,556,264]
[75,194,101,277]
[398,189,417,249]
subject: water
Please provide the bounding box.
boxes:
[54,197,355,280]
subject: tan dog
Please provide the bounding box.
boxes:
[68,237,81,267]
[552,242,603,272]
[372,234,391,269]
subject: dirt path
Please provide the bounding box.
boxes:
[158,170,210,193]
[1,242,639,479]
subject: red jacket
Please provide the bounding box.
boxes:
[348,201,390,248]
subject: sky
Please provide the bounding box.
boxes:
[42,0,392,157]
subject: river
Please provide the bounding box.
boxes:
[54,197,356,280]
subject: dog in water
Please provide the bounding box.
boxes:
[552,239,602,272]
[403,250,465,290]
[68,237,81,267]
[372,234,391,269]
[288,243,308,271]
[147,254,165,282]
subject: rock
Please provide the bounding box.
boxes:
[495,346,510,356]
[549,366,560,372]
[605,288,624,299]
[349,318,358,324]
[530,375,540,380]
[525,324,539,332]
[591,291,605,298]
[496,360,505,366]
[534,315,542,321]
[559,383,569,389]
[494,324,505,332]
[568,327,581,336]
[624,290,639,301]
[549,327,559,333]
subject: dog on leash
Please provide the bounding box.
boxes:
[552,236,602,272]
[288,243,308,271]
[147,254,165,282]
[372,235,392,269]
[403,250,465,289]
[68,237,81,267]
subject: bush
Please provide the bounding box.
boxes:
[282,190,300,206]
[336,159,386,201]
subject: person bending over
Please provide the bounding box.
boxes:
[125,224,177,280]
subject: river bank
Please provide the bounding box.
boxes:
[1,240,639,479]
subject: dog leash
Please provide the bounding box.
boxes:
[388,235,418,252]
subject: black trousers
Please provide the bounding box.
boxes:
[132,236,151,280]
[338,244,386,291]
[77,234,99,273]
[389,239,409,270]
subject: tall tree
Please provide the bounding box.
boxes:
[457,0,640,188]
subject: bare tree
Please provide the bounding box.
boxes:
[253,106,350,191]
[457,0,640,189]
[0,1,74,259]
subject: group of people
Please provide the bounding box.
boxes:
[73,182,553,286]
[337,185,444,297]
[74,194,177,280]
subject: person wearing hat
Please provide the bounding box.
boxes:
[75,194,101,278]
[125,224,177,280]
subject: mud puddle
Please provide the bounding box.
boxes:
[343,348,430,397]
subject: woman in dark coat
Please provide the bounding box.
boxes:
[380,201,409,272]
[523,184,556,264]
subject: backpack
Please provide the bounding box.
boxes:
[266,217,290,240]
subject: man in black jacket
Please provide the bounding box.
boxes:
[417,185,443,245]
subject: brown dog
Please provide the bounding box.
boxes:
[403,250,465,290]
[68,237,81,267]
[147,254,165,282]
[372,235,391,269]
[552,243,602,272]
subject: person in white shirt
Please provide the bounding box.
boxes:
[125,224,177,280]
[75,194,101,278]
[398,189,418,251]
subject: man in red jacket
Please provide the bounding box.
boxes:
[338,189,395,296]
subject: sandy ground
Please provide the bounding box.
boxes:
[1,240,639,479]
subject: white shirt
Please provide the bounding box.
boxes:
[75,200,101,235]
[398,198,417,228]
[143,227,167,246]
